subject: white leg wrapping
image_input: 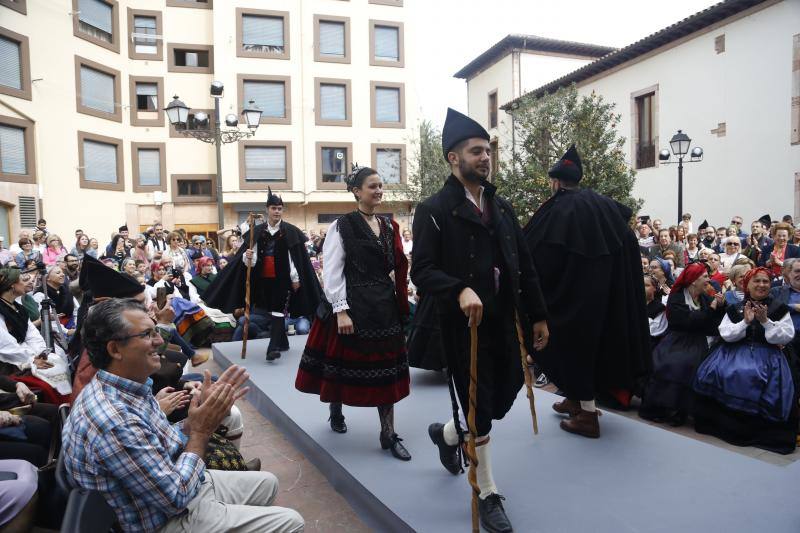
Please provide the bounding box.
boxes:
[580,399,597,412]
[443,416,469,446]
[476,439,498,499]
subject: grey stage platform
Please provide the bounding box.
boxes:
[214,337,800,533]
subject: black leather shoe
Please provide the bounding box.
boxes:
[428,423,461,475]
[380,432,411,461]
[479,493,513,533]
[266,349,280,361]
[329,404,347,433]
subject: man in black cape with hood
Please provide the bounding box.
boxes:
[524,145,651,438]
[411,108,549,533]
[203,188,322,361]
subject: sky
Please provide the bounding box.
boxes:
[411,0,719,128]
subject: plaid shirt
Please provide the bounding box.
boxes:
[62,370,204,533]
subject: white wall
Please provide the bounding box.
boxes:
[576,0,800,227]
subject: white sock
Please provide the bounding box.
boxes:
[580,399,596,412]
[475,439,498,499]
[443,419,460,446]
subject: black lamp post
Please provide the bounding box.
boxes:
[658,129,704,224]
[164,82,262,245]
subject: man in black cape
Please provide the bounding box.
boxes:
[203,189,322,361]
[411,108,549,533]
[524,145,651,438]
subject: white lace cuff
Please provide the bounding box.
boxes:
[332,299,349,312]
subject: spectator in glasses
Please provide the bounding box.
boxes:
[649,229,686,267]
[42,235,68,266]
[759,222,800,278]
[730,216,748,241]
[8,231,30,256]
[14,239,40,269]
[719,237,744,273]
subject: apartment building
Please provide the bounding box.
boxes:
[0,0,415,244]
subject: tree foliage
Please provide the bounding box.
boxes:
[393,119,451,207]
[494,84,642,222]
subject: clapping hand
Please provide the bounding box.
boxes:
[32,353,53,369]
[753,302,768,324]
[743,301,755,324]
[198,366,250,408]
[0,411,21,428]
[155,387,191,416]
[15,382,36,405]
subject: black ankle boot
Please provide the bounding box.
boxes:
[266,316,285,360]
[329,403,347,433]
[428,423,462,475]
[478,493,513,533]
[380,432,411,461]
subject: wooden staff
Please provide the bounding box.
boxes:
[515,312,539,435]
[240,212,260,359]
[466,324,480,533]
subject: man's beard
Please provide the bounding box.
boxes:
[458,159,486,183]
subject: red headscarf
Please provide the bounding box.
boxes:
[671,263,707,292]
[195,256,215,270]
[742,267,772,300]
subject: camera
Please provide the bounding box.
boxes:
[170,267,183,278]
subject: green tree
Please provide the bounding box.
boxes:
[392,119,451,207]
[495,84,641,222]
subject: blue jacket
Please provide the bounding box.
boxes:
[758,243,800,267]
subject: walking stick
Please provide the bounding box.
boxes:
[466,323,480,533]
[515,312,539,435]
[241,212,260,359]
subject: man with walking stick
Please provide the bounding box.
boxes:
[204,189,322,361]
[411,108,549,533]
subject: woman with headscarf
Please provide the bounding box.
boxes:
[189,256,217,299]
[644,274,667,350]
[639,263,726,426]
[693,267,798,454]
[648,257,674,298]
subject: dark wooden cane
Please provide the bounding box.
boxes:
[240,213,259,359]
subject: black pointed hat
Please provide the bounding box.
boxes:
[79,254,143,298]
[266,186,283,207]
[441,108,490,162]
[758,214,771,229]
[548,144,583,183]
[698,219,709,231]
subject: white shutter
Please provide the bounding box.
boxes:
[245,147,286,182]
[137,149,161,186]
[376,149,401,184]
[243,81,285,118]
[79,0,113,34]
[242,15,283,47]
[0,125,26,175]
[319,21,345,57]
[80,66,115,114]
[133,15,157,53]
[375,87,400,123]
[374,26,399,61]
[320,84,346,121]
[83,140,117,183]
[0,36,21,90]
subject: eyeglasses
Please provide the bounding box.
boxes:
[731,220,742,225]
[113,328,162,342]
[726,243,740,247]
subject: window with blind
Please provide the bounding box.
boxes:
[376,148,401,184]
[242,14,283,53]
[320,84,346,120]
[315,17,349,63]
[0,36,21,91]
[488,91,498,129]
[243,80,285,119]
[244,146,287,182]
[135,82,158,111]
[137,148,161,186]
[320,147,348,183]
[77,0,114,44]
[374,87,400,123]
[635,92,655,169]
[79,64,116,115]
[371,22,402,66]
[0,124,26,175]
[83,139,118,184]
[133,15,157,54]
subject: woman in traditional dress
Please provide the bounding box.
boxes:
[639,263,726,426]
[295,166,411,461]
[644,274,667,350]
[693,267,798,454]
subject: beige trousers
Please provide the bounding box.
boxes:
[159,470,304,533]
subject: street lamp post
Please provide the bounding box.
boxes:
[164,82,262,246]
[658,129,704,224]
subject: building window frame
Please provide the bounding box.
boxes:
[77,131,124,192]
[316,142,352,190]
[630,84,659,170]
[0,0,26,15]
[238,140,293,191]
[74,56,122,123]
[314,78,352,127]
[167,43,214,74]
[71,0,120,54]
[129,76,164,127]
[369,20,404,68]
[131,142,166,193]
[0,26,31,101]
[487,89,498,129]
[237,74,291,126]
[368,0,403,5]
[0,114,35,184]
[371,143,406,187]
[127,8,163,61]
[370,81,405,129]
[235,7,290,60]
[166,0,212,9]
[314,14,350,64]
[169,108,213,138]
[171,174,216,203]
